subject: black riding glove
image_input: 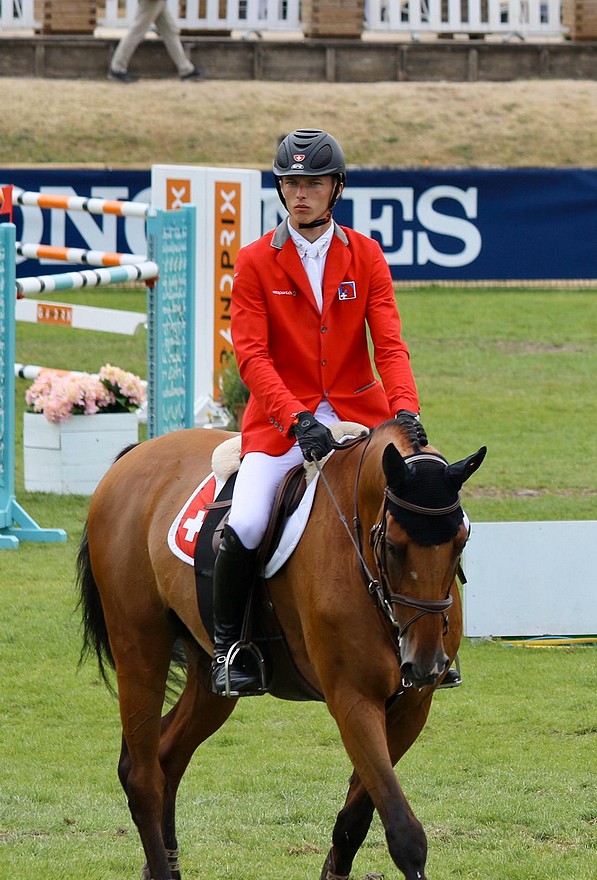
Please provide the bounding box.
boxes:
[395,409,428,448]
[291,411,335,462]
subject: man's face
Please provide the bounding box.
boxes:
[280,175,338,229]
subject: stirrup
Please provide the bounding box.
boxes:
[214,640,268,698]
[438,654,462,689]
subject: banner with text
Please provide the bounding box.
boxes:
[2,168,595,281]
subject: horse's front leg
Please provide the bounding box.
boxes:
[325,691,429,880]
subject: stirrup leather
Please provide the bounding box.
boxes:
[214,640,268,698]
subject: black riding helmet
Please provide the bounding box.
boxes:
[273,129,346,229]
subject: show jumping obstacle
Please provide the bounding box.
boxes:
[15,242,151,335]
[0,188,197,547]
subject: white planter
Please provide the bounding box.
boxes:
[23,411,138,495]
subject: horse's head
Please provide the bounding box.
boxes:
[372,441,486,690]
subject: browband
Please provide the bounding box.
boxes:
[384,488,462,517]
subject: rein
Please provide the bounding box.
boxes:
[314,438,455,639]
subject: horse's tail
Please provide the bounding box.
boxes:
[75,520,116,694]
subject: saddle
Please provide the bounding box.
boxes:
[194,425,368,701]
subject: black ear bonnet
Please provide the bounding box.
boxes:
[382,450,462,546]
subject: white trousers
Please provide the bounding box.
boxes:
[228,401,338,550]
[110,0,194,76]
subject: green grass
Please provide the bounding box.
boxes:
[1,286,596,879]
[398,288,597,522]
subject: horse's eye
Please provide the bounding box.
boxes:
[386,541,403,561]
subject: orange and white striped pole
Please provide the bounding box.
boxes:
[15,190,151,219]
[16,241,148,267]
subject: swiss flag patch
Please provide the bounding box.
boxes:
[168,473,219,565]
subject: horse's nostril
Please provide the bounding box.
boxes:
[401,662,415,686]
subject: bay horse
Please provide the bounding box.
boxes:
[76,420,486,880]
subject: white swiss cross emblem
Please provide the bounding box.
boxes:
[182,509,207,543]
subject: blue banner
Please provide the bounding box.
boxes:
[2,167,596,281]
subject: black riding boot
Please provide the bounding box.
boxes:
[210,525,263,697]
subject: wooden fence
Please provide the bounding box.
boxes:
[0,0,575,39]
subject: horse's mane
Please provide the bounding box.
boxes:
[374,418,427,457]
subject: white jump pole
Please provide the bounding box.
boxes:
[15,261,159,297]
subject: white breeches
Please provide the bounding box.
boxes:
[228,401,338,549]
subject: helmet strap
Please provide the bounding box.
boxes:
[298,213,331,230]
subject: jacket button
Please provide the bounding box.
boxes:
[321,358,326,366]
[321,326,327,333]
[323,390,329,397]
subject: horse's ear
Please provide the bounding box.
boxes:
[448,446,487,489]
[382,443,412,489]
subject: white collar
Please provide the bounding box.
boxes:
[287,219,333,258]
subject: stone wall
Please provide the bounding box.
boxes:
[0,35,595,81]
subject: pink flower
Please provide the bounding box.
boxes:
[99,364,146,408]
[25,366,146,423]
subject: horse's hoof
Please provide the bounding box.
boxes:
[320,849,350,880]
[320,851,350,880]
[140,863,150,880]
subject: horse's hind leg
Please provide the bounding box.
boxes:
[111,619,180,880]
[320,773,375,880]
[119,643,238,880]
[159,647,238,873]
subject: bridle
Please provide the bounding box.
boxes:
[369,479,455,638]
[315,436,462,640]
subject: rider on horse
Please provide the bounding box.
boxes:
[210,128,433,697]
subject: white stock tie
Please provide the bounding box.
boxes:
[303,243,323,312]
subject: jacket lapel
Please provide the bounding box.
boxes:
[322,234,351,320]
[275,237,321,315]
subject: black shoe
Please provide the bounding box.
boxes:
[210,645,264,698]
[180,66,205,81]
[108,69,137,84]
[438,667,462,689]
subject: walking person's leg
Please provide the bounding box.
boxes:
[154,3,204,79]
[109,0,162,81]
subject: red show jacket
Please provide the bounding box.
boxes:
[231,220,420,456]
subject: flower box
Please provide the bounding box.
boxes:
[23,412,138,495]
